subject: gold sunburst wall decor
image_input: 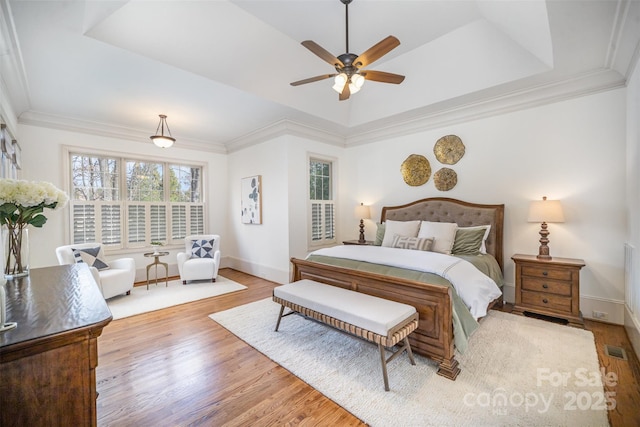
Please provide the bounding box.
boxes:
[434,135,465,165]
[401,154,431,186]
[434,167,458,191]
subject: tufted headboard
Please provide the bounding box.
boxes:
[381,197,505,272]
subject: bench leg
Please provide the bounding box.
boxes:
[378,343,390,392]
[404,337,416,366]
[275,304,285,332]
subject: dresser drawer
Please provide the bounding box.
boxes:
[521,277,572,296]
[521,265,572,281]
[521,290,572,313]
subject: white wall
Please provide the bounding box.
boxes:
[17,124,228,282]
[226,134,344,284]
[12,86,629,325]
[625,55,640,354]
[342,89,627,322]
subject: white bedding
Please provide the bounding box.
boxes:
[309,245,502,320]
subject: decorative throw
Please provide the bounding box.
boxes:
[72,246,110,270]
[191,239,214,258]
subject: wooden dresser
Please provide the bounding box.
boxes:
[511,254,585,328]
[0,264,112,426]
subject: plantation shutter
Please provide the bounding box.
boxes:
[311,203,322,241]
[150,205,167,242]
[101,204,121,245]
[190,205,204,235]
[127,205,145,244]
[324,203,335,239]
[172,205,187,240]
[73,204,96,244]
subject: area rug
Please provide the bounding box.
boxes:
[108,276,246,320]
[210,298,610,427]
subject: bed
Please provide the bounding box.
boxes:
[290,197,505,380]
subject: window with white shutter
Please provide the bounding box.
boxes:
[309,158,336,246]
[70,152,205,249]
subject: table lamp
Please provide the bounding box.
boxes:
[354,203,371,244]
[528,196,565,260]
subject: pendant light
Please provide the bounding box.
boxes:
[150,114,175,148]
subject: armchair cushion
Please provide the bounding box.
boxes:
[191,238,215,259]
[72,246,110,270]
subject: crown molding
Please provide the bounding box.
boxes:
[15,67,628,154]
[343,68,626,147]
[226,119,345,153]
[18,110,228,154]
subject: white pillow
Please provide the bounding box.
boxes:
[417,221,458,254]
[381,220,421,247]
[458,225,491,254]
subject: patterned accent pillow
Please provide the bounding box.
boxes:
[72,246,110,270]
[191,239,214,258]
[391,235,434,252]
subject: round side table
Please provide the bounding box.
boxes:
[144,251,169,289]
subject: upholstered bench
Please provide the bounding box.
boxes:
[273,279,419,391]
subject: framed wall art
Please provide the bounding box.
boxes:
[241,175,262,224]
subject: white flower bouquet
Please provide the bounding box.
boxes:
[0,179,69,277]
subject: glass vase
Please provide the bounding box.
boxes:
[3,226,29,279]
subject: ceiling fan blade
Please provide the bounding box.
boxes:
[361,70,405,84]
[290,74,336,86]
[301,40,345,68]
[339,84,350,101]
[354,36,400,68]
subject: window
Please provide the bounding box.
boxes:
[309,157,336,246]
[70,153,205,249]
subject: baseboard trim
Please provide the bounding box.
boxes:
[225,256,289,285]
[624,306,640,362]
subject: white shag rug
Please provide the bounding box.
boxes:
[210,298,610,427]
[107,276,246,320]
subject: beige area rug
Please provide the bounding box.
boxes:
[107,276,246,320]
[210,298,610,427]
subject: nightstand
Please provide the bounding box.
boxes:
[343,240,374,245]
[511,254,585,328]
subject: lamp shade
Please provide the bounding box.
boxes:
[528,197,564,223]
[354,203,371,220]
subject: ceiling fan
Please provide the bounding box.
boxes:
[290,0,405,101]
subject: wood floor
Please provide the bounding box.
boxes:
[96,269,640,426]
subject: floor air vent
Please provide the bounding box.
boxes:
[604,345,628,361]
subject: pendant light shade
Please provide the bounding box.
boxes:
[150,114,175,148]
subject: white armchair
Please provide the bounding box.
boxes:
[55,242,136,299]
[177,234,221,284]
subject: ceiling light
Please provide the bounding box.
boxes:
[150,114,175,148]
[332,73,348,93]
[349,73,365,94]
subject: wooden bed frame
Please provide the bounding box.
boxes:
[290,197,504,380]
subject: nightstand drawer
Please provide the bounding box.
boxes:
[521,291,572,312]
[521,277,572,296]
[521,265,572,281]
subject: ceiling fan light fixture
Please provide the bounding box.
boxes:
[332,73,348,93]
[150,114,175,148]
[349,73,365,94]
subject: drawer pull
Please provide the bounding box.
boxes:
[542,298,548,304]
[542,284,549,289]
[542,271,548,276]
